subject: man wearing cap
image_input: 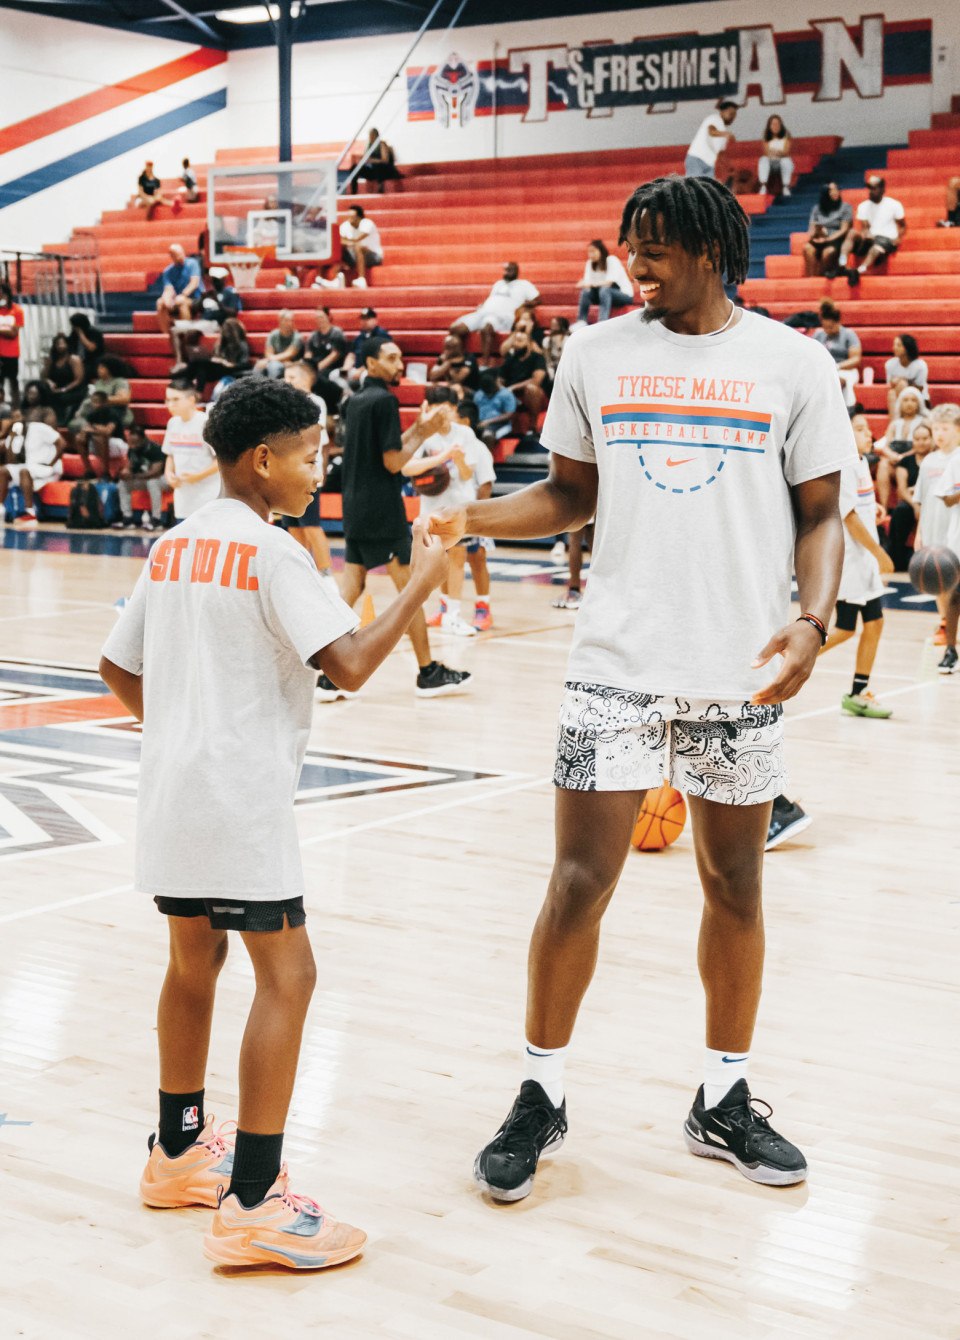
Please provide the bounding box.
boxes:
[341,308,392,379]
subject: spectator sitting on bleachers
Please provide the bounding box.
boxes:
[474,371,517,449]
[497,327,548,431]
[886,419,934,570]
[543,316,570,384]
[77,391,128,479]
[875,388,926,508]
[178,157,200,204]
[840,176,905,287]
[936,176,960,228]
[0,413,64,529]
[575,239,633,324]
[884,333,929,415]
[112,423,166,532]
[341,308,390,379]
[350,129,401,195]
[0,283,25,412]
[136,159,180,219]
[758,116,793,197]
[18,379,58,428]
[813,300,861,407]
[254,310,304,378]
[304,306,347,412]
[198,267,242,324]
[451,262,541,366]
[155,243,204,355]
[429,333,479,391]
[67,312,105,383]
[317,205,383,290]
[42,333,86,425]
[175,316,250,398]
[74,356,134,433]
[803,183,854,278]
[500,308,544,359]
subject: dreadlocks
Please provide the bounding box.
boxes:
[618,174,750,286]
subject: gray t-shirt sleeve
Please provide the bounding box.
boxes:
[262,550,359,665]
[782,342,858,486]
[101,563,150,675]
[539,338,596,462]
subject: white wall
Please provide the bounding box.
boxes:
[0,11,227,251]
[227,1,958,165]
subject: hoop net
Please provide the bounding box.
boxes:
[222,247,273,290]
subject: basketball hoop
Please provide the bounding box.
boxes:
[222,247,272,291]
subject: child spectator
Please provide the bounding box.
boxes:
[757,115,793,197]
[575,240,633,324]
[0,283,25,412]
[803,183,854,278]
[162,380,219,519]
[886,420,934,571]
[254,311,304,378]
[99,377,446,1270]
[883,334,928,416]
[915,402,960,645]
[112,424,166,530]
[818,411,894,717]
[0,416,63,529]
[475,371,517,449]
[403,386,496,637]
[874,387,926,508]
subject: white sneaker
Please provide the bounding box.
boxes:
[440,610,478,638]
[782,187,792,197]
[352,276,368,289]
[549,540,567,563]
[313,273,345,289]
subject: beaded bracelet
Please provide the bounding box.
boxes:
[797,612,827,645]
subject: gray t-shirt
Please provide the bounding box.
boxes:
[539,309,856,700]
[814,326,859,364]
[808,201,853,231]
[102,498,358,899]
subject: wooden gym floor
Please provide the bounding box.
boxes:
[0,531,957,1340]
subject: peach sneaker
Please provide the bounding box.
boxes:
[140,1116,235,1209]
[203,1166,366,1270]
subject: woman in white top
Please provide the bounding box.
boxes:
[758,115,793,197]
[874,387,927,508]
[576,240,634,323]
[883,333,929,416]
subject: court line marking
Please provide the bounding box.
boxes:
[786,678,941,724]
[0,775,550,923]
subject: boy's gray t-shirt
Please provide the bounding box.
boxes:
[102,499,358,900]
[540,309,855,701]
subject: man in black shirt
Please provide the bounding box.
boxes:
[304,306,347,411]
[136,159,177,220]
[326,336,471,700]
[428,333,480,391]
[498,328,548,430]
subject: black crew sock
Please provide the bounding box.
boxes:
[228,1130,285,1208]
[419,660,436,676]
[852,672,869,697]
[158,1088,205,1156]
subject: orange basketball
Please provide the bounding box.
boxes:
[631,784,687,851]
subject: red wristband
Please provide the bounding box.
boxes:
[797,612,827,645]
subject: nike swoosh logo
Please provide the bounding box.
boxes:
[666,456,694,467]
[722,1055,748,1063]
[526,1046,554,1058]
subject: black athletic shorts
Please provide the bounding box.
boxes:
[283,492,322,528]
[154,895,306,931]
[344,532,411,569]
[835,596,884,631]
[1,355,19,380]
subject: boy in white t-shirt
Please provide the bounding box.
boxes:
[402,386,496,636]
[100,377,446,1269]
[162,380,220,519]
[0,417,63,529]
[915,402,960,645]
[933,409,960,673]
[818,412,894,716]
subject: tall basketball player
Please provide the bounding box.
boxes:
[430,176,855,1199]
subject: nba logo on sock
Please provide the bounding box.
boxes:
[182,1105,199,1131]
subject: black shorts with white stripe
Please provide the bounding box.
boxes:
[153,896,306,931]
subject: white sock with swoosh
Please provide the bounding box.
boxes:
[704,1047,749,1109]
[523,1039,567,1107]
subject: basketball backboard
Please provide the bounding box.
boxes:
[206,161,337,263]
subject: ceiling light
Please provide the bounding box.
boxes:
[215,3,304,22]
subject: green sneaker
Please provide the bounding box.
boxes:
[841,691,892,719]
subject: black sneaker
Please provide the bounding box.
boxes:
[845,266,861,287]
[316,672,357,702]
[765,796,812,851]
[938,646,958,675]
[415,662,472,698]
[474,1080,567,1202]
[683,1079,807,1186]
[111,516,138,530]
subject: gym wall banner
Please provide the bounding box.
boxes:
[406,18,932,125]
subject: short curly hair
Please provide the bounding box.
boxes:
[203,376,320,463]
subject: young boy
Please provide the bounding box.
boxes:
[452,396,496,630]
[934,430,960,673]
[915,402,960,644]
[162,380,220,520]
[281,362,336,589]
[403,386,495,637]
[112,424,166,531]
[819,411,894,716]
[0,415,63,528]
[99,378,446,1269]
